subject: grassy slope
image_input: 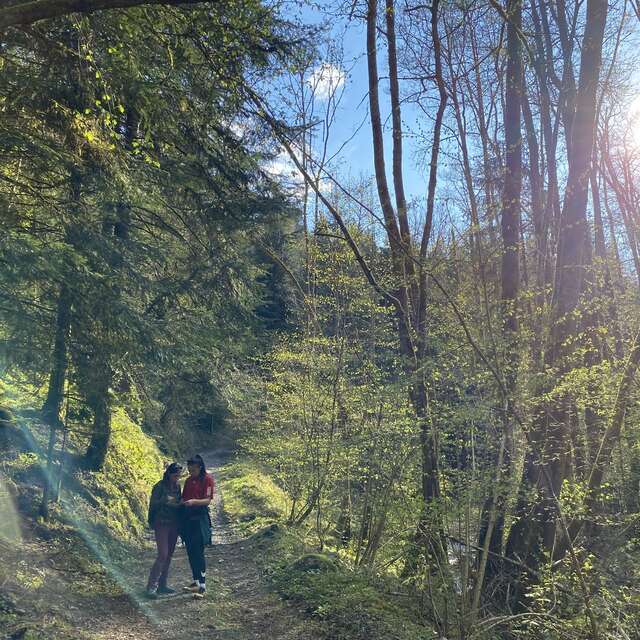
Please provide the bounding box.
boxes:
[216,460,289,535]
[217,458,438,640]
[0,380,165,639]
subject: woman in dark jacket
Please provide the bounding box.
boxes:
[146,462,183,598]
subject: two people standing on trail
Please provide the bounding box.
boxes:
[146,454,214,600]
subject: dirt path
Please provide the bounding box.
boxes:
[74,452,324,640]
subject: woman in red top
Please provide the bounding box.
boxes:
[181,454,214,599]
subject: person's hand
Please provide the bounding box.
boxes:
[183,499,196,507]
[167,496,176,503]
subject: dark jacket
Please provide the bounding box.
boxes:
[148,480,182,528]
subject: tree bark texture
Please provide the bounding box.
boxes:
[0,0,209,29]
[366,0,446,567]
[84,367,112,471]
[477,0,522,592]
[40,284,71,518]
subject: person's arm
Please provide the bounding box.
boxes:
[183,497,211,507]
[149,482,163,508]
[147,482,162,526]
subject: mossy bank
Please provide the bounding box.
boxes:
[0,379,165,639]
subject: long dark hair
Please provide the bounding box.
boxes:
[192,454,206,480]
[163,463,182,485]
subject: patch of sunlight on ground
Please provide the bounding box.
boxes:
[58,492,160,621]
[0,472,22,545]
[11,415,162,626]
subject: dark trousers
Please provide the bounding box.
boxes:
[183,518,206,584]
[147,523,178,589]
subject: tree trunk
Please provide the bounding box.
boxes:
[505,0,608,594]
[477,0,522,595]
[40,285,71,518]
[366,0,446,567]
[84,368,112,471]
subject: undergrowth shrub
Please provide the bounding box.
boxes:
[216,459,288,534]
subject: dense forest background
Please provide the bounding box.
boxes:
[3,0,640,638]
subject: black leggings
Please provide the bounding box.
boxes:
[183,518,206,585]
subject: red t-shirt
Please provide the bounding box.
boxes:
[182,473,215,501]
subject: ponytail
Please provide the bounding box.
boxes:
[191,454,206,480]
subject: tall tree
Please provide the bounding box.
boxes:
[506,0,609,587]
[475,0,522,605]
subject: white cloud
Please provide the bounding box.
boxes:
[265,151,300,182]
[307,63,346,100]
[264,150,333,200]
[229,121,247,139]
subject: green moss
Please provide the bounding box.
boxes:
[290,553,337,573]
[0,376,44,410]
[48,407,166,563]
[247,528,437,640]
[0,384,167,636]
[1,374,164,541]
[78,407,164,539]
[1,373,165,546]
[217,459,288,534]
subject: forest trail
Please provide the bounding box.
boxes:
[71,452,324,640]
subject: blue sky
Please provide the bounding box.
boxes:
[271,2,430,209]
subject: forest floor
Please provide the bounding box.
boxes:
[2,451,325,640]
